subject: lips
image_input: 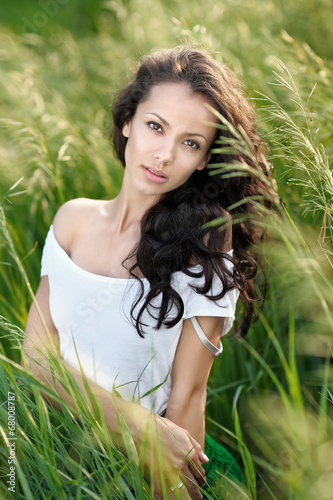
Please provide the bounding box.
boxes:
[142,166,168,183]
[145,166,167,178]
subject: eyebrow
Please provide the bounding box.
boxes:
[146,112,208,142]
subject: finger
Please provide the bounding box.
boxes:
[197,449,210,464]
[172,484,192,500]
[168,476,191,500]
[186,448,206,479]
[188,462,206,488]
[188,437,209,465]
[187,454,206,484]
[182,465,204,500]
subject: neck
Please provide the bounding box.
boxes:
[109,178,160,235]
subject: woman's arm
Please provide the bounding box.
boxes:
[165,316,225,448]
[22,276,207,499]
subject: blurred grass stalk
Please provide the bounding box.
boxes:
[242,65,332,499]
[206,60,333,499]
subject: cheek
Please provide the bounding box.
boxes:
[182,155,206,174]
[124,133,146,165]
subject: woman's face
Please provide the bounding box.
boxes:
[122,82,218,197]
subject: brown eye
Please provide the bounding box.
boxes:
[147,121,162,132]
[184,139,200,150]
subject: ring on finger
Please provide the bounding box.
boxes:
[170,481,184,491]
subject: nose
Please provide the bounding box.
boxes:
[154,139,175,165]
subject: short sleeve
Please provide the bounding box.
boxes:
[184,285,239,336]
[180,257,240,336]
[40,228,51,277]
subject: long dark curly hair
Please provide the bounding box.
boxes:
[111,46,275,337]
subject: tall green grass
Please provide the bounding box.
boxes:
[1,1,332,498]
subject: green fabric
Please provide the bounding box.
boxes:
[203,434,244,495]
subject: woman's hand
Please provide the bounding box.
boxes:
[138,414,208,499]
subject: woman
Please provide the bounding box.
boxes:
[22,46,273,498]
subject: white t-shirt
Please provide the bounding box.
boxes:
[41,225,239,415]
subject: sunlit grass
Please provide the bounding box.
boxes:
[1,1,333,498]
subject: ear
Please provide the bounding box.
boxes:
[122,121,131,138]
[196,152,211,171]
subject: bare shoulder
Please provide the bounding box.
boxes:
[53,198,106,252]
